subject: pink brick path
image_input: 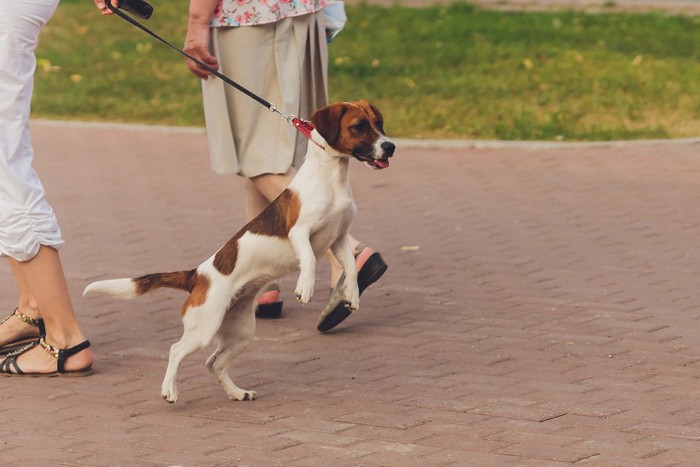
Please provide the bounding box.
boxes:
[1,120,699,464]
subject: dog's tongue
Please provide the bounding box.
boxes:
[374,159,390,169]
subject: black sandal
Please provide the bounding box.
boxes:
[255,282,284,319]
[317,243,388,332]
[0,308,46,356]
[0,337,93,377]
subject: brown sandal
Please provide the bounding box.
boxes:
[0,308,46,356]
[0,337,93,377]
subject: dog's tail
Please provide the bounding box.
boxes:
[83,270,196,299]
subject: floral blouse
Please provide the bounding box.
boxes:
[210,0,333,27]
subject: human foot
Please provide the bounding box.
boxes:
[0,308,45,355]
[0,337,93,376]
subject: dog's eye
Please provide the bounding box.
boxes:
[352,121,369,133]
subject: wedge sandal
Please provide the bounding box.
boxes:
[255,282,283,319]
[317,243,387,332]
[0,308,45,356]
[0,337,93,377]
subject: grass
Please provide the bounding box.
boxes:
[32,0,700,140]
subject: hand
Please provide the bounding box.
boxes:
[183,23,219,79]
[94,0,119,15]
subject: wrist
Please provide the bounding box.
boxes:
[188,0,217,24]
[188,19,211,29]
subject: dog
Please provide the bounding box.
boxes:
[83,100,395,403]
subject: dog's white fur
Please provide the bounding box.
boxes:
[84,101,394,402]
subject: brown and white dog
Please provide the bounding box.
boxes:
[83,100,395,403]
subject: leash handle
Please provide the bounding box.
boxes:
[117,0,153,19]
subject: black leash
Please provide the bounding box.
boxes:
[105,0,320,144]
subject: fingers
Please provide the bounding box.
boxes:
[94,0,118,15]
[185,52,219,80]
[183,25,219,80]
[185,54,219,79]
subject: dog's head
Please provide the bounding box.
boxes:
[311,100,395,170]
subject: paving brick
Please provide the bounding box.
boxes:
[495,441,600,463]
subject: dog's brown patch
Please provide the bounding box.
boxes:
[213,233,242,276]
[213,190,301,275]
[248,189,301,237]
[135,270,196,295]
[182,274,211,316]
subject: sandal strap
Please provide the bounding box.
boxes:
[0,340,39,375]
[14,308,42,328]
[39,336,59,359]
[353,243,367,257]
[1,308,46,336]
[5,339,40,357]
[39,337,91,373]
[0,355,23,375]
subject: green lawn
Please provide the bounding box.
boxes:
[32,0,700,140]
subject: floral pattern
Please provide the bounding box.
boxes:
[210,0,332,27]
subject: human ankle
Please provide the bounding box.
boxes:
[44,330,86,350]
[17,300,41,320]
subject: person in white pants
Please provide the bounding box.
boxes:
[0,0,117,375]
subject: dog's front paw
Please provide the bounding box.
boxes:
[161,388,179,404]
[344,296,360,312]
[228,389,257,401]
[295,277,315,304]
[343,282,360,311]
[161,378,179,403]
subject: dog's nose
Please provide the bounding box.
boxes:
[381,141,396,156]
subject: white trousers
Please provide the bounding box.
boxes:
[0,0,62,261]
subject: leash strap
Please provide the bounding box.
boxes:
[105,0,322,146]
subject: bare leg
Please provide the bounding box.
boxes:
[245,171,296,220]
[4,246,92,373]
[0,260,42,346]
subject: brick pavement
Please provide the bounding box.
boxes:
[1,121,700,465]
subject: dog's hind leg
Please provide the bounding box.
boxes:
[205,296,257,401]
[161,291,230,403]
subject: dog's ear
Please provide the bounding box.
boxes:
[311,104,347,145]
[368,102,385,133]
[356,99,385,134]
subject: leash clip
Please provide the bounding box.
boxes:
[290,116,325,150]
[272,105,324,149]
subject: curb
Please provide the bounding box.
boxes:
[31,118,700,151]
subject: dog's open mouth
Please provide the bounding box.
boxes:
[353,152,390,170]
[367,158,390,170]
